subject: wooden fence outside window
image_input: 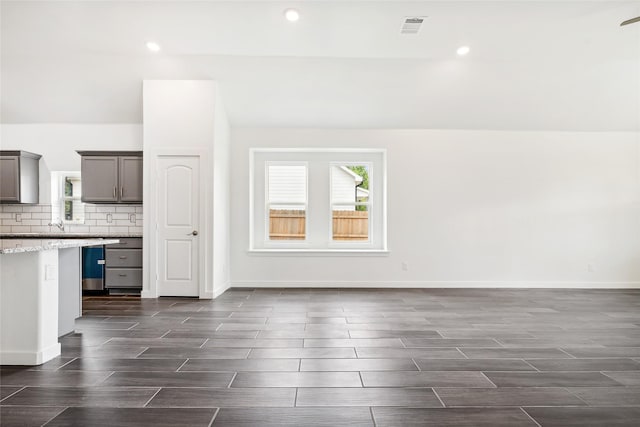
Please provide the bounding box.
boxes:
[269,209,368,241]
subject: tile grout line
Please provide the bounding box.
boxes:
[227,372,238,388]
[492,338,506,348]
[519,407,542,427]
[455,347,469,359]
[600,370,625,384]
[558,348,577,359]
[55,357,79,371]
[126,322,140,331]
[478,371,498,388]
[97,371,117,385]
[142,388,162,408]
[563,386,592,406]
[0,386,27,403]
[521,359,540,372]
[134,347,150,358]
[207,407,220,427]
[369,406,377,427]
[176,358,190,372]
[431,387,446,408]
[40,406,69,426]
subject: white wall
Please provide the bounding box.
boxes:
[212,90,231,297]
[231,128,640,288]
[142,80,229,299]
[0,124,142,203]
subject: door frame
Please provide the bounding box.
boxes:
[144,149,208,299]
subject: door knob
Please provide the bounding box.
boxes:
[190,230,199,236]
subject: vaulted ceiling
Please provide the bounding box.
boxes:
[1,0,639,131]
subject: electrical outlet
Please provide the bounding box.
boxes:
[106,213,113,223]
[15,213,21,222]
[402,261,409,271]
[587,263,595,273]
[129,213,136,223]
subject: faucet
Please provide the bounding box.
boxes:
[48,221,65,232]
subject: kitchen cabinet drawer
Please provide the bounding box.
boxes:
[105,249,142,267]
[108,238,142,249]
[105,268,142,288]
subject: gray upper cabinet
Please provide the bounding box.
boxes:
[0,151,41,204]
[119,157,143,203]
[0,156,20,202]
[81,156,119,203]
[78,151,142,204]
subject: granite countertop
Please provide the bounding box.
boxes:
[0,238,120,254]
[0,233,142,239]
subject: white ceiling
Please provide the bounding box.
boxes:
[1,0,639,131]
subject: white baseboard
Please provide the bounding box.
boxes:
[0,343,61,365]
[200,281,232,299]
[141,290,157,299]
[215,281,231,298]
[230,280,640,289]
[213,281,231,298]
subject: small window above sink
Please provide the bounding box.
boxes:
[51,171,85,225]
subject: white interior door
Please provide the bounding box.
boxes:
[156,156,200,297]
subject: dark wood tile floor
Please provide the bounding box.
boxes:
[1,288,640,426]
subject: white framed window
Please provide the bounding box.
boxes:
[330,163,372,245]
[250,149,387,252]
[266,162,308,244]
[51,171,85,224]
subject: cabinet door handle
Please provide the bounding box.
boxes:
[119,256,127,259]
[113,187,116,198]
[119,273,127,277]
[121,187,124,198]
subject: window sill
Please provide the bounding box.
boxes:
[247,249,390,257]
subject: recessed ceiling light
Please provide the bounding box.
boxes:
[284,8,300,22]
[457,46,470,56]
[146,41,161,52]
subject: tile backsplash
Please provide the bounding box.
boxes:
[0,204,143,235]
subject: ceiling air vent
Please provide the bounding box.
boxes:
[400,16,426,34]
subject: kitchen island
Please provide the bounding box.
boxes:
[0,238,118,365]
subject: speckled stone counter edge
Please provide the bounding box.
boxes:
[0,239,120,254]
